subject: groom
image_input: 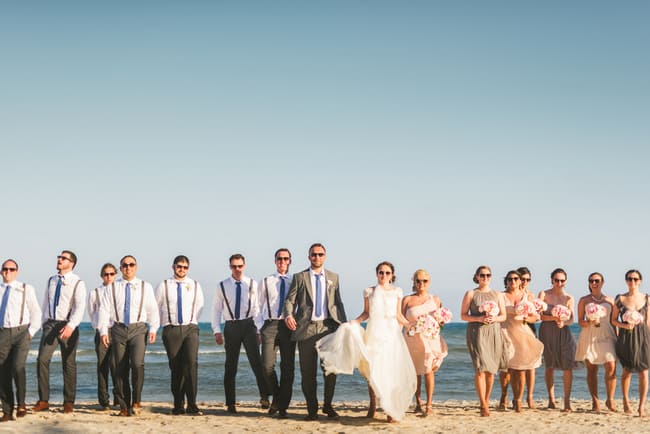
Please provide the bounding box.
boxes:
[284,243,347,421]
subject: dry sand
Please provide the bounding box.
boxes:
[0,399,648,433]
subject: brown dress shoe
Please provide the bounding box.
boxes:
[33,401,49,412]
[131,402,142,414]
[117,408,130,417]
[16,406,27,417]
[0,413,15,422]
[63,403,74,414]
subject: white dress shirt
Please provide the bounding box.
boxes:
[87,286,106,331]
[0,281,42,337]
[97,277,160,336]
[41,271,87,329]
[309,269,329,321]
[156,277,205,327]
[212,275,261,334]
[258,273,293,321]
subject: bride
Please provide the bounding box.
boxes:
[317,261,416,422]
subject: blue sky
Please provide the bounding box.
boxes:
[2,1,649,321]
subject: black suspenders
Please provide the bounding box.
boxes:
[220,279,253,320]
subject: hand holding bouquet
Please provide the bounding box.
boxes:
[515,300,536,324]
[551,304,572,328]
[585,303,607,327]
[622,309,644,333]
[479,300,499,319]
[408,314,440,338]
[433,307,453,329]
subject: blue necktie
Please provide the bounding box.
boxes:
[177,282,184,324]
[124,283,131,326]
[276,276,286,318]
[53,276,62,320]
[0,285,11,325]
[315,274,322,317]
[234,281,242,320]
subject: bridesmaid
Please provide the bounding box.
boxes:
[611,269,650,416]
[402,269,448,416]
[575,272,617,413]
[460,265,508,417]
[498,270,543,412]
[538,268,578,412]
[518,266,538,408]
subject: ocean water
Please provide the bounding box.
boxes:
[19,323,639,405]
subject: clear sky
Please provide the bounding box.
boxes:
[2,1,649,322]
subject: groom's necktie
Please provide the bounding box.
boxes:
[277,276,286,318]
[314,273,323,317]
[0,285,11,325]
[53,276,63,320]
[124,282,131,326]
[234,281,242,320]
[176,282,184,324]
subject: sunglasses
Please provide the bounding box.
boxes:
[589,279,602,284]
[102,272,117,277]
[310,253,325,258]
[553,278,566,284]
[1,267,17,272]
[276,257,291,261]
[57,256,73,262]
[121,263,137,268]
[415,279,429,284]
[627,277,641,282]
[175,264,189,270]
[378,271,392,276]
[507,277,520,282]
[230,264,244,269]
[479,273,491,278]
[521,278,531,282]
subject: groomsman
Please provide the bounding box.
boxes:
[87,263,118,410]
[258,248,295,419]
[212,253,269,413]
[98,255,159,417]
[284,243,347,421]
[34,250,87,414]
[156,255,204,415]
[0,259,42,422]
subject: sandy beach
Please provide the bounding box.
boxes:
[1,399,648,433]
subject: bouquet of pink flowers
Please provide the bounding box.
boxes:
[551,304,572,321]
[533,298,548,313]
[622,309,644,333]
[479,300,499,317]
[433,307,453,328]
[407,314,440,338]
[585,302,607,327]
[515,300,536,324]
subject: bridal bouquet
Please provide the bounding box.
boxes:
[585,303,607,327]
[433,307,453,329]
[408,314,440,338]
[551,304,572,321]
[479,300,499,317]
[533,298,548,313]
[515,300,536,324]
[622,309,644,333]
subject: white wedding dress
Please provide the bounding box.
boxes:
[316,285,416,420]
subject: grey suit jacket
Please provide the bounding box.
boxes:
[283,268,347,341]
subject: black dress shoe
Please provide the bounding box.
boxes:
[277,409,288,419]
[322,406,340,420]
[226,405,237,414]
[303,413,318,421]
[186,406,203,415]
[171,407,186,415]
